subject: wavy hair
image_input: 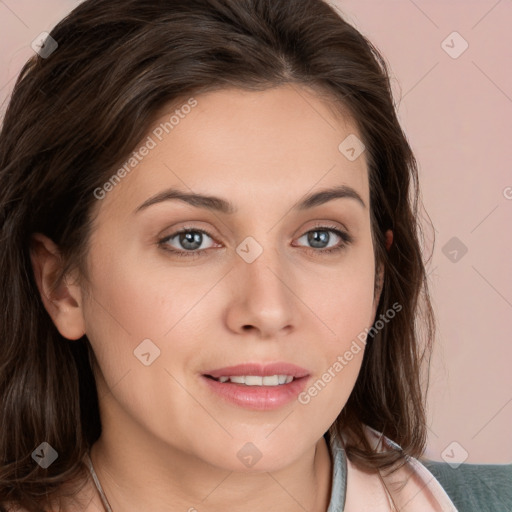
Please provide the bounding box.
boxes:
[0,0,435,510]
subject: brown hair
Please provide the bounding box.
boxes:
[0,0,434,510]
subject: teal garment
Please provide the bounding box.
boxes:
[421,459,512,512]
[324,430,347,512]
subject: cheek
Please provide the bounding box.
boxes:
[79,243,178,385]
[80,250,207,432]
[82,238,209,340]
[296,272,374,431]
[298,245,375,401]
[305,250,377,345]
[81,240,229,404]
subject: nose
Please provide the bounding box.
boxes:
[224,245,299,339]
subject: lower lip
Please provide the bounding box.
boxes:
[201,375,310,411]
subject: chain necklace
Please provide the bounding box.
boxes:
[84,452,113,512]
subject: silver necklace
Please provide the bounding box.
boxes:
[84,452,113,512]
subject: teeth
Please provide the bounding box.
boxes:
[215,375,294,386]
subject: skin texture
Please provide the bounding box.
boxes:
[31,84,394,512]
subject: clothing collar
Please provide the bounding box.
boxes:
[324,429,347,512]
[324,425,458,511]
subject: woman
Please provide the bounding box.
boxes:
[0,0,494,510]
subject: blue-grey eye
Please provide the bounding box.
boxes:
[163,230,215,252]
[298,229,341,250]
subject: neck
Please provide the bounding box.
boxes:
[87,411,333,512]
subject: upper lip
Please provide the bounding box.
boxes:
[204,362,310,379]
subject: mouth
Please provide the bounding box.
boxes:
[200,362,310,410]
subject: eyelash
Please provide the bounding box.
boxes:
[158,224,353,259]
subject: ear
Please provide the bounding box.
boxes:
[385,229,393,252]
[372,229,393,316]
[29,233,86,340]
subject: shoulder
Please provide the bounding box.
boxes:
[420,458,512,512]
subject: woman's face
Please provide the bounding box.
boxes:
[72,85,380,471]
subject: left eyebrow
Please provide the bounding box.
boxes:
[134,184,366,214]
[297,185,366,210]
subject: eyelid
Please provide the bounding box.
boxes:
[303,221,351,237]
[159,225,220,248]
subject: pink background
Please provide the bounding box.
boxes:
[1,0,511,463]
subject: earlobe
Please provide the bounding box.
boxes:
[29,233,86,340]
[371,229,393,321]
[385,229,393,251]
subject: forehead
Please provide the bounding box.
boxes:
[98,85,369,218]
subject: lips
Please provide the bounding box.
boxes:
[200,363,311,410]
[203,362,310,380]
